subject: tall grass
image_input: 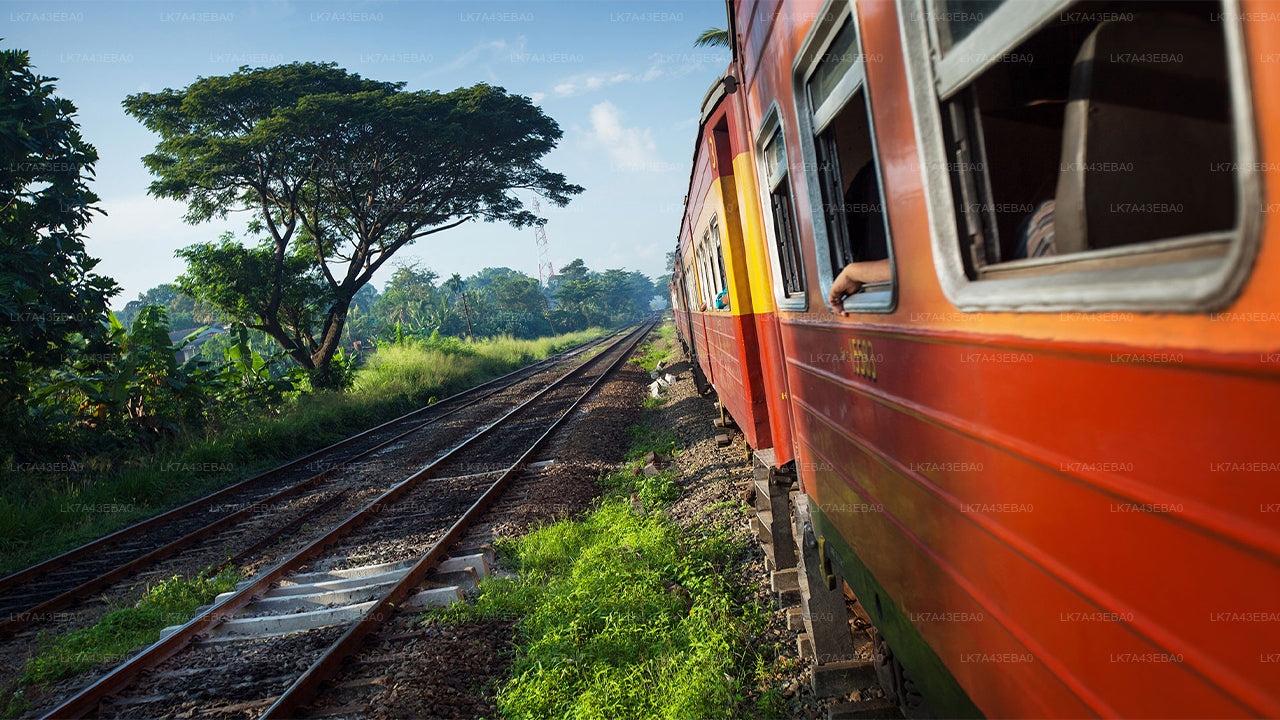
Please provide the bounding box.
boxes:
[0,328,607,577]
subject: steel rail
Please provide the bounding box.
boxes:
[260,321,654,718]
[0,332,615,636]
[41,325,645,720]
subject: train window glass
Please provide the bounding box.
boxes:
[931,0,1008,53]
[755,106,807,309]
[899,0,1259,311]
[792,3,897,314]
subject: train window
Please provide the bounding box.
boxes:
[899,0,1260,311]
[684,258,700,312]
[708,219,731,311]
[755,105,807,308]
[695,245,712,309]
[792,2,897,314]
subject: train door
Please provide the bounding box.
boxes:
[706,118,777,450]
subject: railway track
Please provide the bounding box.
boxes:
[38,322,653,719]
[0,332,617,641]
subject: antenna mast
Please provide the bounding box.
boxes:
[533,198,555,286]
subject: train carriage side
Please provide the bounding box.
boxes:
[677,78,778,450]
[731,0,1280,717]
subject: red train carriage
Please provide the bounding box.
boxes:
[675,78,796,454]
[672,0,1280,716]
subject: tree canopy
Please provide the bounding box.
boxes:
[124,61,582,386]
[0,47,118,416]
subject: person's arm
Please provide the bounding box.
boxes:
[827,259,891,316]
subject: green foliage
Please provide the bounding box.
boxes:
[353,329,601,402]
[550,259,656,332]
[116,283,212,330]
[632,342,668,374]
[124,62,582,378]
[640,395,667,410]
[175,231,328,342]
[598,461,681,509]
[694,28,732,48]
[15,567,240,688]
[433,481,759,719]
[0,45,119,425]
[625,424,679,461]
[0,327,606,577]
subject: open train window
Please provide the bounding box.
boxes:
[708,219,731,311]
[899,0,1260,311]
[755,104,807,309]
[684,257,701,312]
[793,1,897,314]
[695,244,713,309]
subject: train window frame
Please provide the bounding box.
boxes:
[754,103,809,312]
[684,256,701,312]
[791,0,899,315]
[897,0,1262,312]
[703,216,732,312]
[711,218,732,311]
[695,243,713,309]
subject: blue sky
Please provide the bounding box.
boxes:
[4,0,729,307]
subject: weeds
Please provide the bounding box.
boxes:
[625,424,678,460]
[2,567,241,716]
[630,322,677,374]
[433,497,761,720]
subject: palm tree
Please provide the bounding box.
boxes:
[694,28,731,48]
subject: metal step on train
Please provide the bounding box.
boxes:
[748,448,902,720]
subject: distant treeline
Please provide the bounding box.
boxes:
[118,258,661,350]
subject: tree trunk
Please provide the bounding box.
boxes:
[256,320,315,370]
[309,300,353,390]
[461,292,474,339]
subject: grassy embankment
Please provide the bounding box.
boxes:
[429,321,789,719]
[0,329,607,578]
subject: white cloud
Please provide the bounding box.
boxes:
[434,36,527,74]
[587,101,661,173]
[551,65,661,98]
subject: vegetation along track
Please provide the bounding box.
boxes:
[0,331,618,640]
[39,322,654,719]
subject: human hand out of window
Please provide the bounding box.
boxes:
[828,259,890,316]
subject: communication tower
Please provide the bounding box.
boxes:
[533,198,555,286]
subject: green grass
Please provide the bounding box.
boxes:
[624,424,679,460]
[429,401,786,719]
[2,567,241,717]
[630,321,677,374]
[0,328,607,577]
[434,494,762,719]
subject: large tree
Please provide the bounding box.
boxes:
[0,47,119,416]
[124,62,581,386]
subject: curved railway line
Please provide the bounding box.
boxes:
[0,331,619,642]
[30,322,652,719]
